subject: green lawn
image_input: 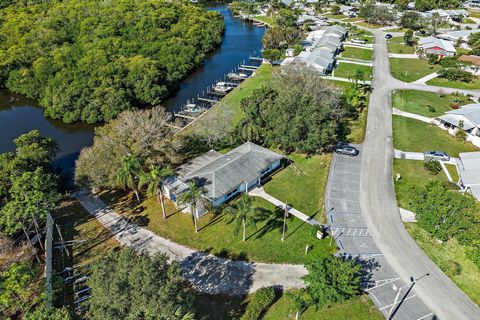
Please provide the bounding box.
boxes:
[264,154,331,223]
[393,159,449,209]
[392,116,478,157]
[445,163,459,182]
[405,223,480,305]
[325,14,347,19]
[347,101,368,144]
[392,90,472,117]
[343,17,364,22]
[468,10,480,18]
[387,36,416,54]
[263,292,383,320]
[253,15,274,26]
[184,64,274,134]
[355,21,382,29]
[100,191,336,264]
[347,29,374,44]
[390,58,441,82]
[334,63,372,79]
[341,46,373,61]
[426,76,480,90]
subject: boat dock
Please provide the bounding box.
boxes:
[171,54,263,130]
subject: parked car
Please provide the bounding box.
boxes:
[424,151,450,161]
[335,145,359,157]
[351,38,367,44]
[385,34,393,39]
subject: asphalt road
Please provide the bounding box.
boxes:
[359,31,480,320]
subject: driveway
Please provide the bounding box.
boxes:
[359,30,480,319]
[325,146,435,320]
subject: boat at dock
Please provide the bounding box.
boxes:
[213,82,234,94]
[227,72,248,80]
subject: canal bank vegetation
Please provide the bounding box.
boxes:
[0,0,224,124]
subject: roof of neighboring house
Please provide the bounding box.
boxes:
[437,29,476,42]
[458,152,480,197]
[458,55,480,66]
[177,142,283,200]
[438,103,480,130]
[324,25,347,38]
[419,36,456,53]
[298,48,335,71]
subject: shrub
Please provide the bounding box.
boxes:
[465,244,480,268]
[440,259,463,276]
[438,68,474,83]
[423,160,441,175]
[241,286,277,320]
[455,128,467,141]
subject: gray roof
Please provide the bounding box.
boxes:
[458,152,480,192]
[297,48,334,72]
[419,36,456,53]
[441,104,480,129]
[178,142,283,200]
[324,25,347,38]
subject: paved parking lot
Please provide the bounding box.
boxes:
[325,145,435,320]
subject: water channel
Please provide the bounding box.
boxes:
[0,3,265,176]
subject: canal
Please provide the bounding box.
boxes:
[0,3,265,176]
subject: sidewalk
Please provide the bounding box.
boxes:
[413,72,439,84]
[388,53,418,59]
[74,190,307,295]
[392,108,433,123]
[248,187,322,226]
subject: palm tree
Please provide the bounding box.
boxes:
[224,194,258,242]
[177,181,209,233]
[117,154,143,203]
[139,166,174,219]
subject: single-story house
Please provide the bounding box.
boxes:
[418,36,456,57]
[162,142,284,217]
[468,0,480,9]
[457,152,480,200]
[323,25,348,41]
[296,48,336,74]
[426,9,469,21]
[437,30,477,44]
[435,103,480,148]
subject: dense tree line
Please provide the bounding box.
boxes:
[235,65,365,154]
[0,0,224,123]
[409,181,480,267]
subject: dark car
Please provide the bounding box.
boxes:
[335,145,359,157]
[385,34,393,39]
[424,151,450,161]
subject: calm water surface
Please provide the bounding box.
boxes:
[0,4,265,176]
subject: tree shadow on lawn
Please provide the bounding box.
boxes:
[283,211,319,241]
[200,247,250,262]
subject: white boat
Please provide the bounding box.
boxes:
[213,82,233,94]
[182,103,203,113]
[227,72,248,79]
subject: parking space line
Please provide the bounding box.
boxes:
[327,186,360,193]
[416,313,434,320]
[379,294,417,311]
[370,292,382,305]
[325,196,360,202]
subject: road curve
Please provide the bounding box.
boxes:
[359,31,480,320]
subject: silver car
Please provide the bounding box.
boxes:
[424,151,450,161]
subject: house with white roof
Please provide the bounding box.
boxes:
[435,103,480,148]
[437,30,478,49]
[418,36,456,57]
[457,152,480,201]
[162,142,284,217]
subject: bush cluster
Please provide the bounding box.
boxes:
[241,286,277,320]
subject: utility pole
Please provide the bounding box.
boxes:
[388,273,430,318]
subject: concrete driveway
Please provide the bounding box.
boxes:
[325,146,436,320]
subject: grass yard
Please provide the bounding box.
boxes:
[355,21,382,29]
[347,102,368,144]
[253,15,274,26]
[263,292,383,320]
[468,10,480,18]
[99,191,337,264]
[184,64,274,134]
[325,14,347,19]
[392,90,472,117]
[426,76,480,90]
[264,154,331,223]
[334,63,372,79]
[54,198,119,267]
[347,29,374,44]
[405,223,480,305]
[393,159,449,209]
[390,58,441,82]
[445,163,459,182]
[387,36,416,54]
[343,17,364,22]
[392,116,478,157]
[341,46,373,61]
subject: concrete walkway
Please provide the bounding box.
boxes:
[337,59,373,67]
[321,75,372,84]
[248,187,321,226]
[392,108,433,123]
[412,72,439,84]
[74,190,307,295]
[388,53,418,59]
[344,43,374,49]
[394,149,425,160]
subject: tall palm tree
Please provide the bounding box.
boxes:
[139,166,174,220]
[117,154,143,203]
[224,194,258,242]
[177,181,209,233]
